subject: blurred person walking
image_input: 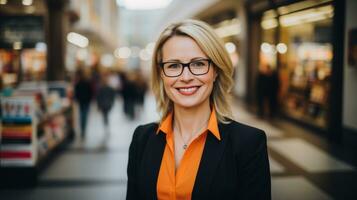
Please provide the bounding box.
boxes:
[127,19,271,200]
[96,75,116,132]
[90,61,101,100]
[256,64,279,118]
[133,70,148,111]
[121,71,137,120]
[74,69,93,139]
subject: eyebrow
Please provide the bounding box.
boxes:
[163,57,208,62]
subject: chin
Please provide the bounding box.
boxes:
[174,97,208,109]
[176,102,200,109]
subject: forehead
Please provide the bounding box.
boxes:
[161,36,207,61]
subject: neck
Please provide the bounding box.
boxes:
[173,101,211,138]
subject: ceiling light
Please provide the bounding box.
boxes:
[117,47,131,59]
[262,5,333,30]
[261,18,278,30]
[22,0,32,6]
[13,41,22,50]
[35,42,47,52]
[67,32,89,48]
[225,42,236,54]
[277,43,287,54]
[139,49,151,61]
[261,43,272,54]
[116,0,172,10]
[0,0,7,5]
[146,42,156,54]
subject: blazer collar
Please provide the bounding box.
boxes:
[192,121,230,199]
[139,124,166,199]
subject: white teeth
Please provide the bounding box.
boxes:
[179,87,196,93]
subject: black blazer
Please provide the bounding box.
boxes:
[127,120,271,200]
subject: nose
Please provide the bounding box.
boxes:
[180,66,194,82]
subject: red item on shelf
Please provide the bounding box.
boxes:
[0,151,32,159]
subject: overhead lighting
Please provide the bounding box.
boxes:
[225,42,236,54]
[146,42,156,55]
[35,42,47,52]
[261,5,333,30]
[0,0,7,5]
[22,0,32,6]
[116,0,172,10]
[261,43,272,54]
[67,32,89,48]
[139,49,151,61]
[261,42,277,54]
[115,47,131,59]
[13,41,22,50]
[280,6,333,27]
[261,18,278,30]
[276,43,287,54]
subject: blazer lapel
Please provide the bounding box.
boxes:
[140,130,166,199]
[192,123,229,199]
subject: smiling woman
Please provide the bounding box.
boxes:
[127,19,271,200]
[159,36,216,111]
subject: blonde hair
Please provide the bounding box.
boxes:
[151,19,234,123]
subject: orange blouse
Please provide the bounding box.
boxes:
[156,108,221,200]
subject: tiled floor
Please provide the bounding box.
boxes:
[1,94,356,200]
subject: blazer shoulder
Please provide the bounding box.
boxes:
[223,120,267,149]
[132,122,159,142]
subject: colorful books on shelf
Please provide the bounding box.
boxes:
[0,96,37,167]
[1,82,72,168]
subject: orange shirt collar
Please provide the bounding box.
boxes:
[156,107,221,141]
[156,112,174,135]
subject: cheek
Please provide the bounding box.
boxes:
[203,76,216,97]
[161,77,176,96]
[162,77,171,87]
[203,73,216,89]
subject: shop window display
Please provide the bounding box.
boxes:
[21,49,47,81]
[0,50,18,90]
[0,48,47,92]
[260,2,334,129]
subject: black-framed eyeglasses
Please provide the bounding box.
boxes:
[160,59,212,77]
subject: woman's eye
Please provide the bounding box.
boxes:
[191,61,205,67]
[167,63,180,69]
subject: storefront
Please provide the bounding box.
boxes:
[0,15,47,88]
[0,3,75,187]
[261,1,334,129]
[246,0,345,139]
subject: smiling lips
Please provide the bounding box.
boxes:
[176,86,200,96]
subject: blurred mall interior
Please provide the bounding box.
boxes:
[1,0,357,199]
